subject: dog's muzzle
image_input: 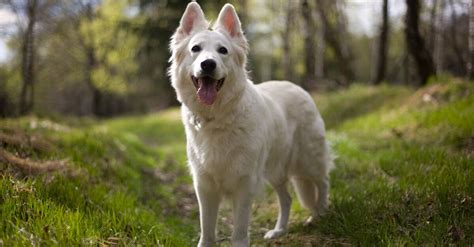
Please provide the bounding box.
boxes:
[191,75,225,105]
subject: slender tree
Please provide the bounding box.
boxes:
[468,0,474,79]
[429,0,438,52]
[405,0,436,85]
[15,0,38,115]
[282,1,294,81]
[334,0,352,70]
[0,69,12,117]
[372,0,389,85]
[80,1,104,116]
[447,0,466,74]
[315,0,353,86]
[301,0,316,89]
[315,10,325,79]
[237,0,248,32]
[434,0,446,73]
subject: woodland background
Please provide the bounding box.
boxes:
[0,0,471,117]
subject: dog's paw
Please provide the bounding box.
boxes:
[304,216,316,226]
[264,229,285,239]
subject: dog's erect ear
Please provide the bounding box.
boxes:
[175,2,207,41]
[214,4,243,38]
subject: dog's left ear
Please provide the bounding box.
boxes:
[214,4,243,38]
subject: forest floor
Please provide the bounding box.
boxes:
[1,78,473,246]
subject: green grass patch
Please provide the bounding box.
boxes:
[1,79,473,245]
[1,110,194,246]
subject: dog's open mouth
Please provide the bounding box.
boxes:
[191,76,225,105]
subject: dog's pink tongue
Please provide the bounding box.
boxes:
[197,79,217,105]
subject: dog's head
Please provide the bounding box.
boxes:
[169,2,248,109]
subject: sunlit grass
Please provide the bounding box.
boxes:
[1,109,193,246]
[1,80,473,245]
[299,80,474,245]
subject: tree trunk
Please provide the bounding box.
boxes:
[405,0,436,86]
[84,2,103,116]
[372,0,389,85]
[403,51,410,84]
[19,0,38,115]
[238,0,248,32]
[301,0,316,89]
[429,0,438,52]
[86,44,102,116]
[315,10,325,79]
[434,0,445,73]
[315,0,353,86]
[0,76,11,117]
[282,1,294,81]
[468,0,474,79]
[334,0,352,68]
[448,0,467,75]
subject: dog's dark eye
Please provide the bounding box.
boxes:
[218,47,228,54]
[191,45,201,52]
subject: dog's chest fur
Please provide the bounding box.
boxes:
[183,102,268,190]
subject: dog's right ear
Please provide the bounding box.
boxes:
[173,2,207,43]
[214,4,243,39]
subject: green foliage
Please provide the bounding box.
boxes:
[83,0,139,95]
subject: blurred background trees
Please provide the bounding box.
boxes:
[372,0,389,85]
[0,0,472,117]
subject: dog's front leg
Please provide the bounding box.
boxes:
[195,180,221,247]
[231,176,255,247]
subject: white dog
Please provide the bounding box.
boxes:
[169,3,333,246]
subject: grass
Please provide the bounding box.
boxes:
[1,78,473,246]
[1,111,195,246]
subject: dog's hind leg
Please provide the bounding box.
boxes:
[264,183,291,239]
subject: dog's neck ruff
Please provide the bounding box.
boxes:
[189,112,214,131]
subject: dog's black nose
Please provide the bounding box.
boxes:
[201,59,216,73]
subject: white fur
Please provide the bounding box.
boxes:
[169,3,333,246]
